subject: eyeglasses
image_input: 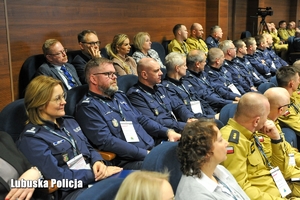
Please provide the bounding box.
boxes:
[51,93,67,104]
[48,48,67,56]
[93,71,117,79]
[278,103,292,109]
[81,41,101,46]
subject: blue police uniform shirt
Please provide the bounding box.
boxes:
[255,48,277,75]
[162,76,216,118]
[205,35,219,49]
[17,117,102,190]
[126,81,195,132]
[75,91,168,161]
[204,64,243,100]
[244,54,271,79]
[266,47,288,67]
[232,56,267,87]
[223,59,254,92]
[183,70,233,113]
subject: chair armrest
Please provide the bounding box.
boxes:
[96,150,116,161]
[47,180,58,193]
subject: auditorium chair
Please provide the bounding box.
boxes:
[116,74,138,93]
[151,41,166,64]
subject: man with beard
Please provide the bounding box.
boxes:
[75,58,180,170]
[186,23,208,54]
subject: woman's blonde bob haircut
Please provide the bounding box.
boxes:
[24,75,64,125]
[115,170,170,200]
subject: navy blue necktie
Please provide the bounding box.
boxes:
[61,65,75,88]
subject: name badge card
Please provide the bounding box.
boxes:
[252,72,260,80]
[190,101,202,114]
[288,153,296,167]
[67,154,91,170]
[270,166,291,197]
[120,121,140,142]
[228,83,241,95]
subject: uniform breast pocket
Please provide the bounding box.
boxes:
[247,151,262,174]
[51,143,71,166]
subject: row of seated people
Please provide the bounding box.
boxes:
[3,77,300,199]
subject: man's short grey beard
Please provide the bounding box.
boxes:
[103,85,118,97]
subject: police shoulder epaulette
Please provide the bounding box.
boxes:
[81,97,91,104]
[228,130,240,144]
[24,126,40,136]
[208,71,214,74]
[165,83,169,88]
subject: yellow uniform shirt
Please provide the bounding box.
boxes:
[221,118,287,200]
[186,37,208,54]
[167,39,190,54]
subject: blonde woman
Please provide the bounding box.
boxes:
[132,32,166,68]
[105,34,137,76]
[115,171,174,200]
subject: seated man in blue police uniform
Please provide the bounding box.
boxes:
[75,58,180,170]
[126,57,197,133]
[162,52,217,119]
[204,48,244,101]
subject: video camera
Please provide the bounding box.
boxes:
[256,7,273,18]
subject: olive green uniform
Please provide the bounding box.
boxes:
[167,39,190,54]
[186,36,208,54]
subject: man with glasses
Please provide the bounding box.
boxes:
[186,23,208,55]
[277,66,300,137]
[36,39,82,91]
[75,57,181,170]
[257,87,300,197]
[219,40,257,93]
[72,30,102,84]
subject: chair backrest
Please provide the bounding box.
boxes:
[270,76,278,86]
[100,47,109,59]
[66,50,82,63]
[117,74,138,93]
[257,82,276,94]
[240,31,251,39]
[141,142,182,193]
[288,36,295,53]
[76,178,124,200]
[219,103,238,125]
[65,84,89,116]
[151,41,166,64]
[18,54,46,99]
[0,99,27,142]
[162,40,171,55]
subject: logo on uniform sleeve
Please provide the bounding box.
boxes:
[228,130,240,144]
[226,146,234,154]
[258,136,264,142]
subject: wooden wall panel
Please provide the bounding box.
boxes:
[231,0,248,40]
[0,0,12,111]
[4,0,206,111]
[257,0,291,29]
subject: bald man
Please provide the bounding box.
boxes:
[221,92,291,200]
[186,23,208,54]
[127,57,197,133]
[76,57,180,170]
[257,87,300,197]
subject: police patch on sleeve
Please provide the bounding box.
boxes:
[226,146,234,154]
[228,130,240,144]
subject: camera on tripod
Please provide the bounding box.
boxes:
[256,7,273,18]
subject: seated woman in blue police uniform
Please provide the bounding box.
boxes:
[0,131,48,200]
[176,119,249,200]
[17,75,122,200]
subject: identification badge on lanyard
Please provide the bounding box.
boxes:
[190,100,202,114]
[270,166,291,197]
[288,153,296,167]
[228,83,241,95]
[67,154,91,170]
[120,121,140,142]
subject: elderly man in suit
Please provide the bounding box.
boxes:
[36,39,82,91]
